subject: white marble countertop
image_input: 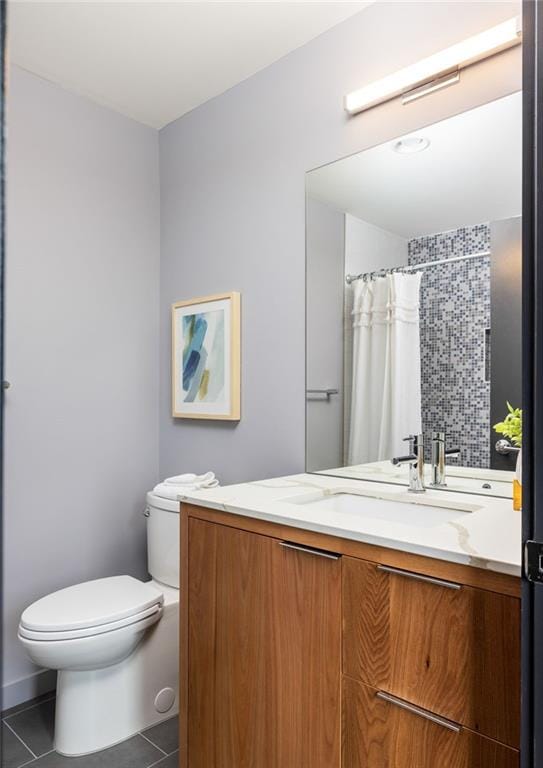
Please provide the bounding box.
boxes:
[179,472,522,577]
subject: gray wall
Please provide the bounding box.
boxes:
[306,197,344,472]
[158,1,521,484]
[344,215,408,276]
[3,66,160,706]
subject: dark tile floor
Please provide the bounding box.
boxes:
[1,694,179,768]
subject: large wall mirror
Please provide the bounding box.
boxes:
[306,92,521,498]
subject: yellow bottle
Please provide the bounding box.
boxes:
[513,450,522,512]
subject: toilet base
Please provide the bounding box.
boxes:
[54,593,179,756]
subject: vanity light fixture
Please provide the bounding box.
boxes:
[393,137,430,154]
[344,16,521,116]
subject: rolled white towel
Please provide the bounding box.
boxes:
[191,479,219,490]
[152,478,219,500]
[164,471,216,487]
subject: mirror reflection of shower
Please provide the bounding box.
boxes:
[344,236,492,469]
[306,92,521,494]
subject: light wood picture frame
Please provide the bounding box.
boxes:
[172,292,240,420]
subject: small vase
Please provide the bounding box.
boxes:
[513,449,522,512]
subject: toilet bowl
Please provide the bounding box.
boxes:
[18,491,180,756]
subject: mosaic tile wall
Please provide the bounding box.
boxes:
[408,224,491,468]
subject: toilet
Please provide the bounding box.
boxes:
[18,491,180,757]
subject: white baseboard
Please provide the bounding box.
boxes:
[2,669,57,712]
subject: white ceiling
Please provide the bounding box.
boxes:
[8,0,371,129]
[306,91,522,239]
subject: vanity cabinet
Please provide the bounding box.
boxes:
[181,505,520,768]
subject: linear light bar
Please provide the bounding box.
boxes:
[401,71,460,105]
[345,16,521,115]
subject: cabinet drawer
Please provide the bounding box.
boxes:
[343,677,519,768]
[342,557,520,748]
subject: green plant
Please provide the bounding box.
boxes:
[494,402,522,447]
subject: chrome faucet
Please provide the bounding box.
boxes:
[430,431,460,487]
[391,434,425,493]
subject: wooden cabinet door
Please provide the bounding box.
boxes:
[187,518,341,768]
[342,557,520,748]
[343,677,519,768]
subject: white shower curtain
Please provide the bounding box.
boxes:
[348,272,422,465]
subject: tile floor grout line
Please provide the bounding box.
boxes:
[146,748,179,768]
[17,748,55,768]
[16,757,38,768]
[138,731,169,756]
[3,696,56,722]
[3,718,39,760]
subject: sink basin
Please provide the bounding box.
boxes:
[285,489,482,529]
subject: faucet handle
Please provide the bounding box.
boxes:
[403,434,417,450]
[431,430,459,457]
[403,433,423,451]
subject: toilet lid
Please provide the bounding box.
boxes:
[18,603,162,641]
[20,576,163,634]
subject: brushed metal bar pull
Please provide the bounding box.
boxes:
[376,691,461,733]
[377,564,461,591]
[280,542,340,560]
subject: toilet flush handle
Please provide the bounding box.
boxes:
[142,508,151,518]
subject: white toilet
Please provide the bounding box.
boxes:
[18,491,180,757]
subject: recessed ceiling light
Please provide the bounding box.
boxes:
[393,137,431,154]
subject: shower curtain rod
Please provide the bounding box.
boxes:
[345,249,490,285]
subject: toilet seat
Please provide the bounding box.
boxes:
[18,603,162,641]
[19,576,163,641]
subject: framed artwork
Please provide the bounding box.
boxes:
[172,292,240,420]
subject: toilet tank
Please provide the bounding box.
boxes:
[145,492,180,589]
